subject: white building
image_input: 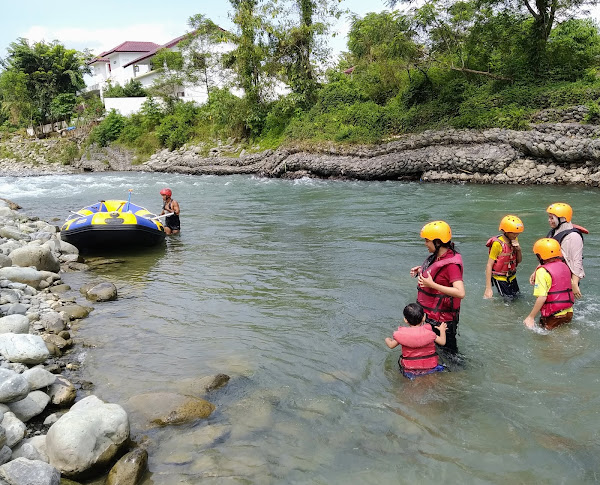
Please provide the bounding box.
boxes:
[86,32,237,115]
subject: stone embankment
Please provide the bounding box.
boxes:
[2,113,600,185]
[0,201,229,484]
[142,122,600,185]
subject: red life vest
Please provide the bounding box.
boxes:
[393,325,438,370]
[538,260,575,317]
[416,252,463,323]
[486,235,518,276]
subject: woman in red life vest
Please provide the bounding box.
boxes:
[385,303,447,379]
[524,238,575,330]
[484,215,524,300]
[409,221,465,355]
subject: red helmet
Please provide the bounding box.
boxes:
[160,188,172,197]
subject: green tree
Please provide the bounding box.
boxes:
[265,0,343,106]
[49,93,77,122]
[0,70,35,125]
[0,38,89,126]
[223,0,268,135]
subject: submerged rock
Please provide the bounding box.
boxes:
[126,392,215,427]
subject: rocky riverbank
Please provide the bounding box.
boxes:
[2,116,600,185]
[0,202,228,484]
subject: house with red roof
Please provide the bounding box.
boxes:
[86,30,235,114]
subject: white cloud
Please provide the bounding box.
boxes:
[20,23,183,54]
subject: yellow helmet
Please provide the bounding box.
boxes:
[533,238,562,261]
[546,203,572,222]
[499,215,524,233]
[420,221,452,243]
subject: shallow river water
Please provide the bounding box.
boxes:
[3,172,600,484]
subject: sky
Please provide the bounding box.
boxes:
[0,0,391,61]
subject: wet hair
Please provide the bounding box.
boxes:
[403,303,425,326]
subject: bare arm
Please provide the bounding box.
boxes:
[524,295,546,328]
[434,322,447,345]
[171,200,180,215]
[571,274,582,299]
[385,337,399,349]
[484,258,494,299]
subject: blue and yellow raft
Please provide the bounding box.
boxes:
[61,200,166,250]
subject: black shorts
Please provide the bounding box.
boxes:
[165,214,180,231]
[492,277,520,298]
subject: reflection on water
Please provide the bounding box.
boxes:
[5,173,600,483]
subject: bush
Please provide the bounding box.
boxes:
[90,110,126,147]
[156,102,199,150]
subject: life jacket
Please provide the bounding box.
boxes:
[417,252,463,323]
[538,260,575,317]
[486,235,518,276]
[393,325,438,370]
[547,224,588,244]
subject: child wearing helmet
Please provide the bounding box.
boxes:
[409,220,465,355]
[484,215,524,299]
[544,202,585,299]
[160,188,181,235]
[385,302,447,380]
[524,238,575,330]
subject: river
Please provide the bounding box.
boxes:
[3,172,600,484]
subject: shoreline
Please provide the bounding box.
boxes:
[1,122,600,186]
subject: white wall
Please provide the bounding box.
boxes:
[104,97,148,116]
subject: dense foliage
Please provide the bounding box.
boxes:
[3,0,600,148]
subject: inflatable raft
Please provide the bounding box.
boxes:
[61,199,166,250]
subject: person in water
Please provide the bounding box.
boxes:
[385,302,447,379]
[159,188,181,235]
[484,215,524,300]
[410,220,465,355]
[543,203,585,299]
[524,238,575,330]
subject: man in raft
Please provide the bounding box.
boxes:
[385,303,447,379]
[524,238,575,330]
[160,188,181,235]
[410,221,465,356]
[484,215,524,300]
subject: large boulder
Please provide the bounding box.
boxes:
[47,376,76,407]
[0,334,50,364]
[9,245,60,273]
[46,395,129,478]
[22,367,56,391]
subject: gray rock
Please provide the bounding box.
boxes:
[85,282,117,302]
[0,268,46,290]
[2,412,25,447]
[0,227,30,242]
[0,446,10,467]
[39,312,65,334]
[10,436,48,463]
[46,395,129,478]
[58,305,92,321]
[0,457,60,485]
[7,391,50,422]
[22,367,56,391]
[9,245,60,272]
[0,315,29,335]
[0,334,50,365]
[0,256,10,269]
[0,368,30,404]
